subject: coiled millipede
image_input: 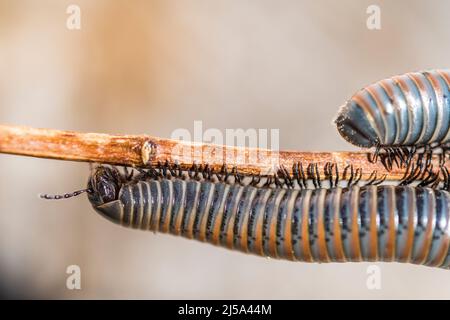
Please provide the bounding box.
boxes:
[42,165,450,269]
[335,69,450,168]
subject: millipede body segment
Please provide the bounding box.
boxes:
[86,166,450,269]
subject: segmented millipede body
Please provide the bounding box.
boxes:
[86,166,450,269]
[335,69,450,149]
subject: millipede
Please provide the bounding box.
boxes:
[40,162,450,269]
[335,69,450,170]
[38,68,450,270]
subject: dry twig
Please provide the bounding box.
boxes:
[0,124,447,181]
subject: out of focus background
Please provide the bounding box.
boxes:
[1,0,450,299]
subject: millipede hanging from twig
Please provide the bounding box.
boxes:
[41,165,450,268]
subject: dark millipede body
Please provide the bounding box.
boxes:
[86,166,450,269]
[335,69,450,149]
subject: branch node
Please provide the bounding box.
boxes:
[141,140,157,166]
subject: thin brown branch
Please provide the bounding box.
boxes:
[0,124,446,181]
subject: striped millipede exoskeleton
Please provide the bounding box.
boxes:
[335,69,450,170]
[40,162,450,269]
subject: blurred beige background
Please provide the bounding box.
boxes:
[1,0,450,299]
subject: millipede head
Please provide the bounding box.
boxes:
[39,165,125,203]
[334,103,379,149]
[86,166,123,207]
